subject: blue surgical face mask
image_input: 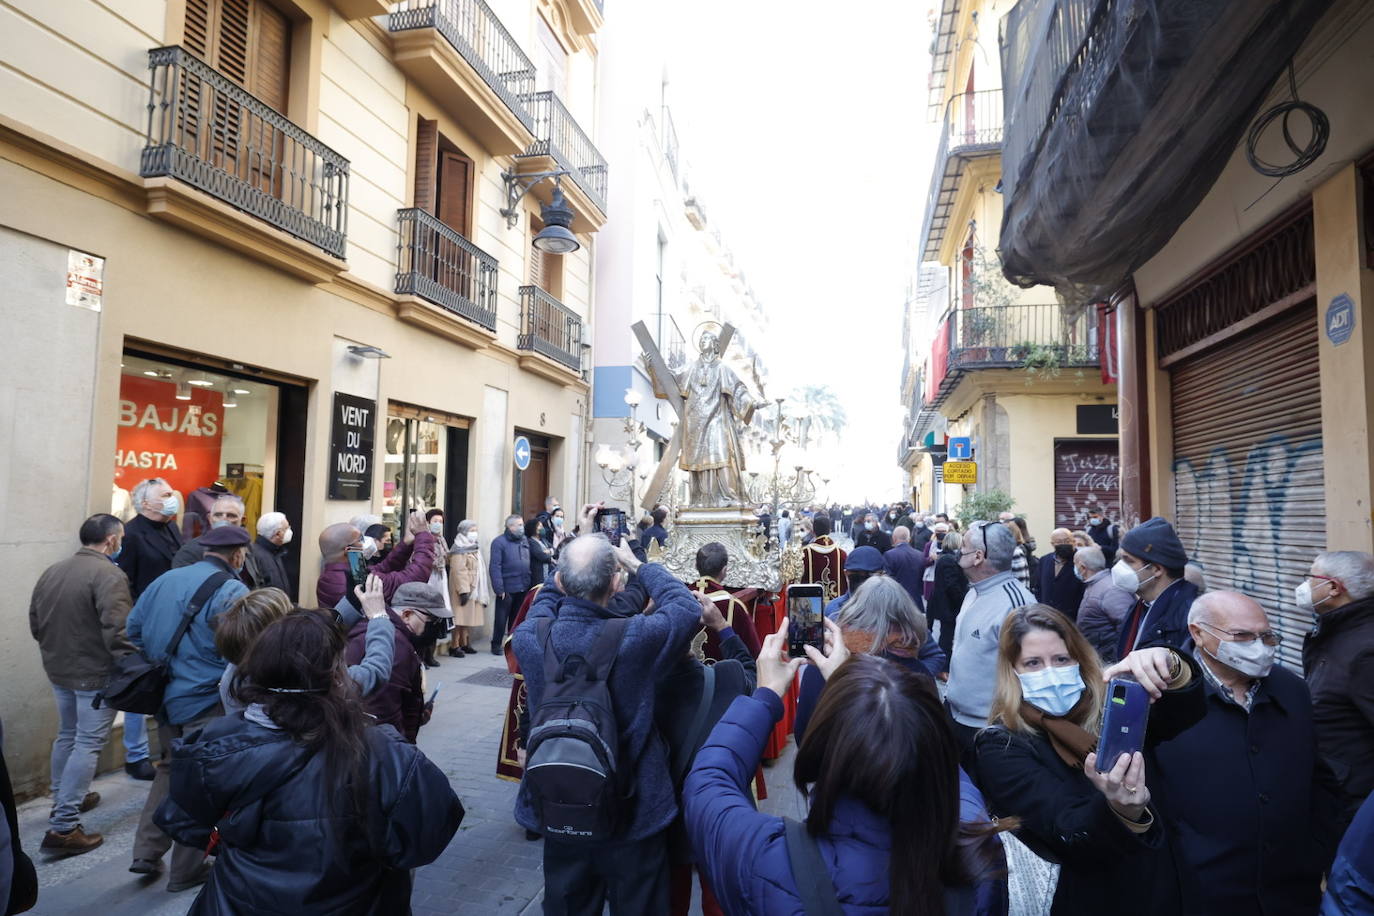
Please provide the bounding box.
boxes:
[210,518,234,529]
[160,495,180,517]
[1017,663,1085,717]
[1072,565,1086,582]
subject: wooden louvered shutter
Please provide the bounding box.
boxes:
[528,221,545,288]
[438,152,472,236]
[250,2,290,114]
[184,0,212,58]
[437,151,473,298]
[414,118,438,214]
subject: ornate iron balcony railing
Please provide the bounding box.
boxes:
[396,208,498,330]
[653,311,687,372]
[389,0,536,131]
[950,303,1099,370]
[517,91,608,214]
[919,88,1003,260]
[518,285,583,370]
[140,46,349,258]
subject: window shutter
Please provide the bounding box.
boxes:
[249,1,290,114]
[184,0,212,58]
[437,151,472,237]
[528,222,545,289]
[414,118,438,214]
[216,0,251,86]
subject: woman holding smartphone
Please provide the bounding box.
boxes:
[685,625,1008,914]
[974,604,1204,915]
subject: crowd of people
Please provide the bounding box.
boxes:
[7,478,1374,916]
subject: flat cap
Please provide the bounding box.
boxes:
[200,525,251,548]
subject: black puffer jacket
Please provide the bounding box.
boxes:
[155,712,463,915]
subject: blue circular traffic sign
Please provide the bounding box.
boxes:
[513,436,532,471]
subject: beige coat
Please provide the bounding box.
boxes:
[447,549,489,627]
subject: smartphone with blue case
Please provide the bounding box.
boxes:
[1095,676,1151,772]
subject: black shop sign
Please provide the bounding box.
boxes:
[328,392,376,500]
[1076,404,1119,435]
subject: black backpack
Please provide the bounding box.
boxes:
[523,616,630,843]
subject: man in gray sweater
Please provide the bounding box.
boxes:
[946,520,1035,759]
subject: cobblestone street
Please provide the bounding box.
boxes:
[16,648,802,915]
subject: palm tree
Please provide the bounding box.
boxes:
[786,385,848,448]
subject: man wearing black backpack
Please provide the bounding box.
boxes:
[511,521,703,915]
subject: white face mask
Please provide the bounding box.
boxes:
[1111,560,1157,595]
[1294,580,1331,614]
[1017,664,1085,717]
[279,527,293,545]
[1203,629,1277,679]
[360,536,379,559]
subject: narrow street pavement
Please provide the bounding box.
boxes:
[17,646,803,915]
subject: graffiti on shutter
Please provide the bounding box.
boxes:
[1171,306,1323,669]
[1053,439,1120,530]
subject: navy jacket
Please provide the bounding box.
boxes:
[644,524,669,547]
[155,712,461,915]
[685,690,1006,916]
[1322,791,1374,915]
[882,542,926,610]
[1036,554,1085,620]
[1152,663,1342,916]
[118,513,183,599]
[1116,578,1198,659]
[489,533,532,596]
[511,563,701,842]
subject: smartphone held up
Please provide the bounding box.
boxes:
[787,584,825,659]
[1095,676,1151,772]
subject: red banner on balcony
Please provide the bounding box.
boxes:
[1099,303,1118,385]
[927,317,951,403]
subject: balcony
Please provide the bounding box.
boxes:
[925,303,1100,407]
[140,46,349,280]
[997,0,1331,300]
[514,91,608,230]
[517,286,585,384]
[650,312,687,372]
[395,208,498,346]
[919,88,1002,261]
[389,0,536,156]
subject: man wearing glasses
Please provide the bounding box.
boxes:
[1147,591,1341,916]
[1300,550,1374,824]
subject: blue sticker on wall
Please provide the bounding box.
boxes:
[1326,294,1356,347]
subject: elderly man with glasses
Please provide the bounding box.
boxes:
[1146,591,1342,916]
[1300,550,1374,824]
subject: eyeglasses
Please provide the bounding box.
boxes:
[1197,621,1282,646]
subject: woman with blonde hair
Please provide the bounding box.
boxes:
[974,604,1205,914]
[447,519,490,656]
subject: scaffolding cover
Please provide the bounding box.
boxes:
[998,0,1334,306]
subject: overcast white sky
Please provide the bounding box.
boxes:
[661,2,939,502]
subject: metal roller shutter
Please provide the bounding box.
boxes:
[1053,439,1121,529]
[1170,305,1323,669]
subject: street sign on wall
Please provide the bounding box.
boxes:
[944,461,978,485]
[1076,404,1119,435]
[949,436,973,459]
[513,435,532,471]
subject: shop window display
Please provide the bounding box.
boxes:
[383,406,470,536]
[116,355,278,536]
